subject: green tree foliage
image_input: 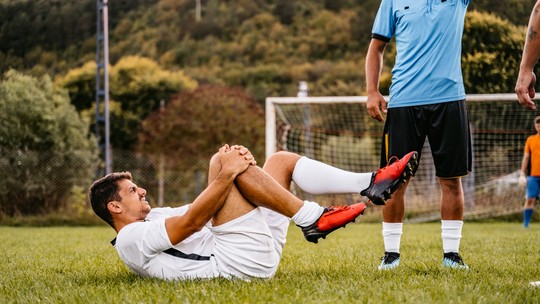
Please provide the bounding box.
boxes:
[0,0,158,74]
[138,85,265,165]
[57,56,198,149]
[111,56,197,115]
[470,0,536,26]
[274,0,296,25]
[55,61,96,111]
[0,70,99,216]
[462,11,526,93]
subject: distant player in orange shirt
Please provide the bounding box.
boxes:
[519,116,540,227]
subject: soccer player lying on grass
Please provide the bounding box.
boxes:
[89,145,418,280]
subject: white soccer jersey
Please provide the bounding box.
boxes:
[114,206,219,280]
[113,206,289,280]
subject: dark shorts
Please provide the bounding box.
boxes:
[380,99,472,178]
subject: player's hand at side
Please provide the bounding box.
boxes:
[218,144,255,177]
[518,172,527,187]
[515,71,537,110]
[367,91,387,122]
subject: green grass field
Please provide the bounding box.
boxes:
[1,222,539,303]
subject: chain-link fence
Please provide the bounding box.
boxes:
[0,148,209,224]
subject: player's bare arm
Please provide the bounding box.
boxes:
[516,0,540,110]
[164,144,254,245]
[521,152,531,175]
[365,38,388,122]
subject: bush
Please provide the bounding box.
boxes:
[0,70,99,216]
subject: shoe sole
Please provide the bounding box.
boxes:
[378,259,400,270]
[304,205,366,244]
[443,260,469,270]
[364,152,418,205]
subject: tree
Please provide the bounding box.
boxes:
[138,85,265,165]
[57,56,198,149]
[55,61,96,111]
[137,85,265,205]
[0,70,99,216]
[462,10,526,93]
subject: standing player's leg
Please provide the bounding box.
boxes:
[439,177,468,269]
[430,100,471,269]
[523,176,540,228]
[378,106,424,270]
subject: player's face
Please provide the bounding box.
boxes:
[117,179,151,221]
[535,120,540,133]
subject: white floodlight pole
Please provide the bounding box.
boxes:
[96,0,112,175]
[103,0,111,174]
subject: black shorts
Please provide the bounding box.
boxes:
[380,99,472,178]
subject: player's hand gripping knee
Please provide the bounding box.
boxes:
[231,145,257,166]
[218,144,255,177]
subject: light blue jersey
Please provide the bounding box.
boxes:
[372,0,470,108]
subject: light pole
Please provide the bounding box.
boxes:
[96,0,111,174]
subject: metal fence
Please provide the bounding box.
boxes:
[0,148,208,222]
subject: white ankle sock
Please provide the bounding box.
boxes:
[441,220,463,253]
[291,201,325,227]
[291,156,372,194]
[382,222,403,253]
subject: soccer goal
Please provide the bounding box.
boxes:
[266,94,535,222]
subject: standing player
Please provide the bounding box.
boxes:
[519,117,540,228]
[516,0,540,229]
[365,0,471,270]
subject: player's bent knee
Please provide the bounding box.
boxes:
[266,151,301,167]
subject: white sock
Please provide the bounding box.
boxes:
[382,222,403,253]
[441,220,463,253]
[291,201,325,227]
[292,156,373,194]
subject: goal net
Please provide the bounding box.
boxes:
[266,94,535,222]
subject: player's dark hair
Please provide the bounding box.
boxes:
[88,172,132,228]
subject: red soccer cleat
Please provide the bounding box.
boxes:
[361,151,419,206]
[300,202,367,243]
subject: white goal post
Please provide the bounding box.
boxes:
[266,93,532,222]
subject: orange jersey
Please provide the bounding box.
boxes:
[525,134,540,176]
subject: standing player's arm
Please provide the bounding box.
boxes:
[164,145,254,245]
[365,38,388,122]
[521,151,531,177]
[516,0,540,110]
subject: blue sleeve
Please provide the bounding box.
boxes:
[371,0,394,41]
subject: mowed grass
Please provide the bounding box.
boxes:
[1,222,539,303]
